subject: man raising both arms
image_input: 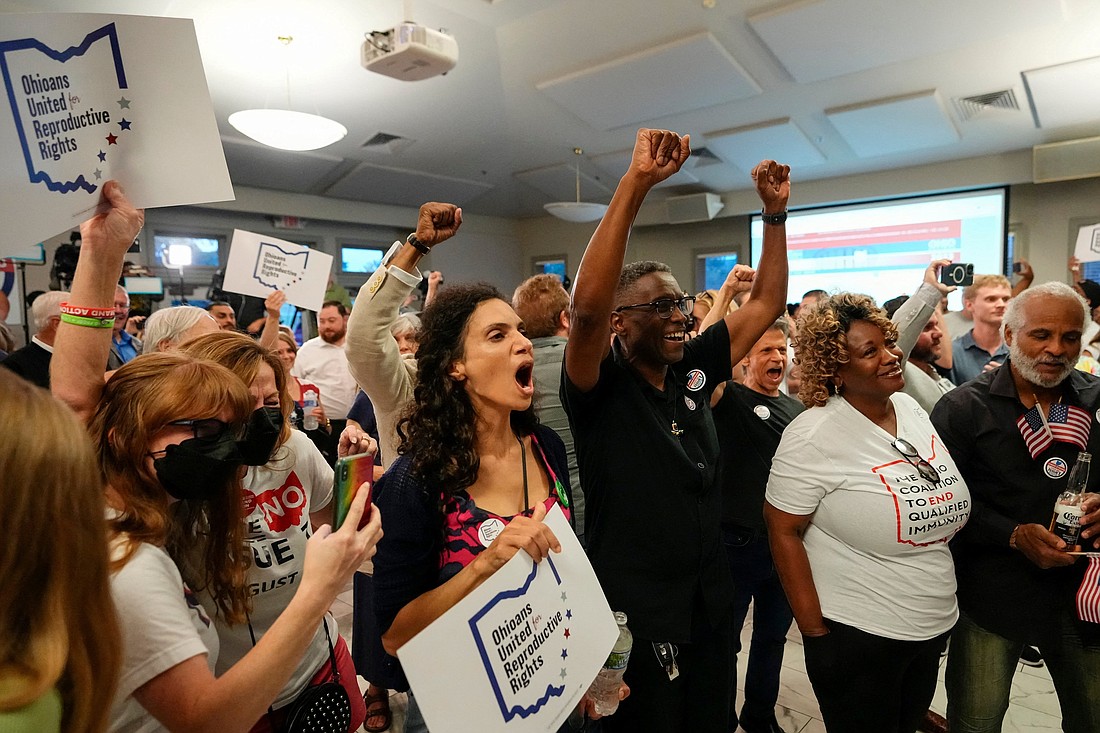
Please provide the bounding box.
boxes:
[563,128,790,732]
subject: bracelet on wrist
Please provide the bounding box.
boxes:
[406,233,431,255]
[60,313,115,329]
[760,209,788,225]
[60,302,115,319]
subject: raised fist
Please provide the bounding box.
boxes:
[629,129,691,187]
[415,203,462,248]
[752,161,791,214]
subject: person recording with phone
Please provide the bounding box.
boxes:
[50,181,382,733]
[180,331,380,733]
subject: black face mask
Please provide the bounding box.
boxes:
[152,432,244,502]
[237,406,284,466]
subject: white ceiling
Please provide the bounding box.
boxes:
[5,0,1100,219]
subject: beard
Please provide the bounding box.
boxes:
[1009,340,1076,388]
[320,327,345,344]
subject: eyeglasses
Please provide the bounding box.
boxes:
[891,438,940,484]
[166,418,233,442]
[615,295,696,319]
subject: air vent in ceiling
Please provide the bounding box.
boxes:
[690,145,722,167]
[361,132,415,154]
[953,89,1019,121]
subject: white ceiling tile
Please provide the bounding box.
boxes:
[536,32,760,131]
[705,119,825,173]
[826,91,960,158]
[325,162,494,207]
[1023,55,1100,129]
[513,160,614,200]
[749,0,1058,83]
[221,137,343,193]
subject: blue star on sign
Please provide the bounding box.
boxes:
[561,648,568,660]
[566,609,573,620]
[119,118,131,131]
[97,150,106,162]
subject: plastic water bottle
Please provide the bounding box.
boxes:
[302,389,319,431]
[589,611,632,716]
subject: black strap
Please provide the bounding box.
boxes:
[246,611,341,716]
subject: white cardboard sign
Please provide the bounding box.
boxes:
[1075,223,1100,263]
[0,14,234,250]
[398,505,619,733]
[223,229,332,312]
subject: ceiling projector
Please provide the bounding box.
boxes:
[362,23,458,81]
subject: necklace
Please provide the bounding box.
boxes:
[516,432,530,515]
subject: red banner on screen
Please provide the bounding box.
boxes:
[788,220,962,250]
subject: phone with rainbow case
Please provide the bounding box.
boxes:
[333,452,373,530]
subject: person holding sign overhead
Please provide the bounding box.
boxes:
[372,278,619,731]
[765,293,971,733]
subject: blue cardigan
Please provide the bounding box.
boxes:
[370,423,571,691]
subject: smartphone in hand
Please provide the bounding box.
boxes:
[333,453,373,530]
[940,263,974,287]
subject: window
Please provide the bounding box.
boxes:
[153,234,223,268]
[533,256,567,282]
[695,251,738,292]
[341,246,385,274]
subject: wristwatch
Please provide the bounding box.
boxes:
[760,209,788,225]
[406,232,431,255]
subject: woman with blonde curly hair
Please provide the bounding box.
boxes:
[763,292,971,733]
[0,370,120,733]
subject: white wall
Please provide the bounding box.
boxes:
[519,150,1100,295]
[8,185,523,347]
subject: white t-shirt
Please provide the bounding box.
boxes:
[291,338,359,419]
[108,542,219,733]
[208,430,336,709]
[766,392,970,641]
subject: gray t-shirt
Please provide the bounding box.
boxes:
[109,542,219,732]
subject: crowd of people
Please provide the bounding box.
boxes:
[3,127,1100,733]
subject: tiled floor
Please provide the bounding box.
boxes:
[330,585,1064,732]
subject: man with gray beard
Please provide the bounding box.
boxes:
[931,281,1100,733]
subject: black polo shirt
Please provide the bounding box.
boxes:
[561,321,733,642]
[930,360,1100,646]
[713,381,804,531]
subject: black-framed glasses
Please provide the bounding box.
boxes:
[891,438,941,484]
[166,418,233,443]
[615,295,696,319]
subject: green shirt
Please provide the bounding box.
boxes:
[0,683,62,733]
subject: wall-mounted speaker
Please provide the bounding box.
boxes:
[665,192,725,224]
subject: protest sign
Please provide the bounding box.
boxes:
[223,229,332,312]
[398,505,619,733]
[0,13,233,250]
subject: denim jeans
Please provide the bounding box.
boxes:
[723,525,793,727]
[946,610,1100,733]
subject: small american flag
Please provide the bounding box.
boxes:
[1077,556,1100,623]
[1016,403,1092,459]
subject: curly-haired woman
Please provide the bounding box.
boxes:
[764,293,971,733]
[371,282,586,731]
